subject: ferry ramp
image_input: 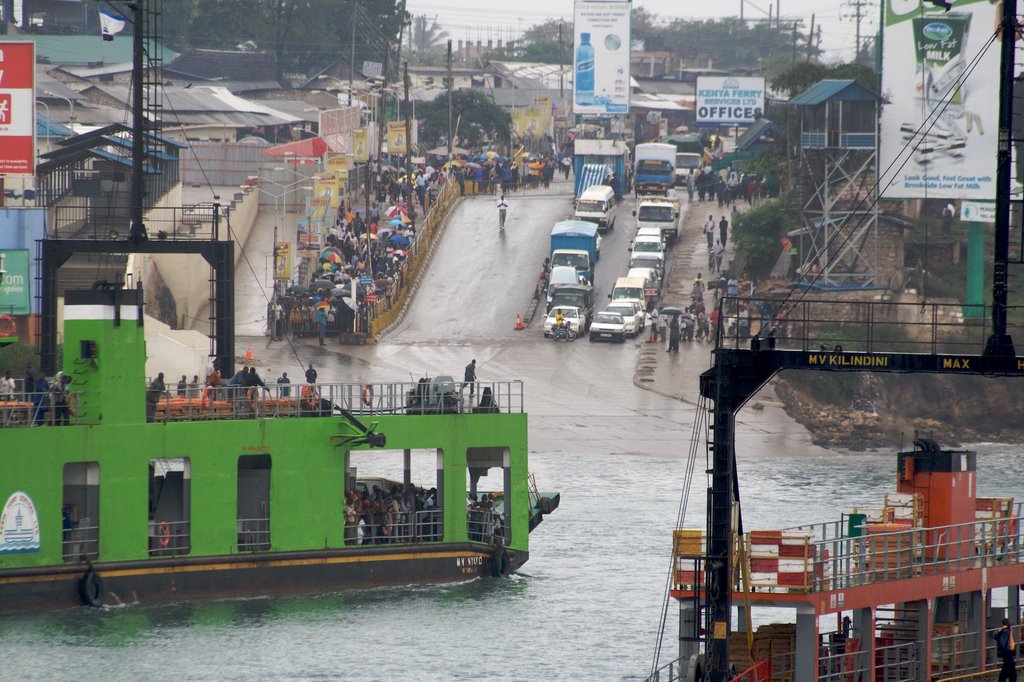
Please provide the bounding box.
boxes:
[386,184,574,344]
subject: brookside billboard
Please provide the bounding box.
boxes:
[696,76,765,126]
[879,0,999,200]
[0,42,35,175]
[573,0,630,115]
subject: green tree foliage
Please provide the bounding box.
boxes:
[732,198,792,280]
[410,14,447,55]
[188,0,407,78]
[660,19,808,70]
[416,90,510,148]
[770,61,878,98]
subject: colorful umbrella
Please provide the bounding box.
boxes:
[316,300,331,311]
[385,204,407,218]
[389,218,406,227]
[389,234,411,248]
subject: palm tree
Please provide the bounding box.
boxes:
[411,14,448,54]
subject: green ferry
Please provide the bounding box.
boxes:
[0,287,557,612]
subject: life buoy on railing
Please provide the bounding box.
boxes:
[0,314,15,336]
[79,569,104,607]
[158,521,171,548]
[361,384,374,407]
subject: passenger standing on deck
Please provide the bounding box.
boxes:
[146,372,166,422]
[51,373,72,425]
[994,618,1018,682]
[464,359,477,399]
[305,363,317,384]
[177,374,188,397]
[0,370,14,401]
[277,372,291,397]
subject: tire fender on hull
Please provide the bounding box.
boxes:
[491,548,511,578]
[79,569,104,607]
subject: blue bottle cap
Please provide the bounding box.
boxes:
[580,32,590,42]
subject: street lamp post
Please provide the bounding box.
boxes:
[34,100,50,153]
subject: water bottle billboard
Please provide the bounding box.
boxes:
[878,0,999,200]
[573,0,631,115]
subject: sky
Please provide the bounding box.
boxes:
[405,0,866,63]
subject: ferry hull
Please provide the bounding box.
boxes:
[0,544,526,613]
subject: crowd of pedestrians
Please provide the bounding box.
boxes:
[344,483,441,545]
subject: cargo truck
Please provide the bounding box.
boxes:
[550,220,600,283]
[633,143,676,195]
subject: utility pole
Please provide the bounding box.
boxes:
[447,39,453,161]
[806,14,815,62]
[791,22,798,65]
[559,22,564,99]
[129,2,147,240]
[739,0,743,22]
[349,1,356,106]
[377,40,389,163]
[845,0,867,64]
[403,61,414,222]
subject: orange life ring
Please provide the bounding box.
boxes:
[200,385,214,409]
[361,384,373,407]
[67,392,80,417]
[0,314,14,337]
[158,522,171,548]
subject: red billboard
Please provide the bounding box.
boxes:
[0,42,36,175]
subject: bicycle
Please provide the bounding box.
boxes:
[551,322,578,342]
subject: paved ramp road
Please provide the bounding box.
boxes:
[387,186,573,344]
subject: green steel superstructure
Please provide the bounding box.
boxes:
[0,288,555,611]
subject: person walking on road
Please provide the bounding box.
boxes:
[994,618,1017,682]
[496,194,509,230]
[704,215,716,249]
[668,315,681,352]
[464,359,477,399]
[719,215,729,247]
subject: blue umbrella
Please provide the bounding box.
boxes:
[389,218,406,227]
[389,234,411,248]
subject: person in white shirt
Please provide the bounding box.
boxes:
[0,370,14,401]
[496,194,509,229]
[704,215,716,248]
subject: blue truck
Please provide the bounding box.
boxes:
[550,220,600,283]
[633,143,677,195]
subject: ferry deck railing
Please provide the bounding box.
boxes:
[467,508,508,545]
[62,522,99,562]
[712,296,1024,356]
[0,381,525,427]
[237,517,270,552]
[148,520,191,557]
[345,509,443,545]
[673,503,1022,596]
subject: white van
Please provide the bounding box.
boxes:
[629,235,666,271]
[627,267,661,308]
[575,185,618,232]
[609,276,647,312]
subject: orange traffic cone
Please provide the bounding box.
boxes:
[515,313,525,331]
[245,346,254,362]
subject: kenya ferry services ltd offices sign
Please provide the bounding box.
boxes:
[696,76,766,126]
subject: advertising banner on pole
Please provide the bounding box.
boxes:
[0,43,36,175]
[512,108,545,138]
[273,242,292,281]
[386,121,408,154]
[0,249,31,315]
[352,129,369,161]
[695,76,765,126]
[879,0,999,200]
[572,0,630,115]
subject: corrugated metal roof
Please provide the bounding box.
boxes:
[735,119,779,151]
[29,36,177,66]
[36,113,74,138]
[95,85,298,127]
[36,71,85,101]
[788,79,879,106]
[490,61,572,90]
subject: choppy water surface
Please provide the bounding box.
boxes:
[2,443,1021,681]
